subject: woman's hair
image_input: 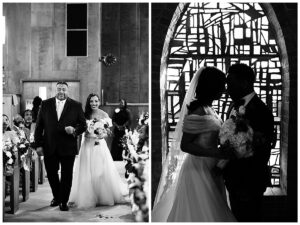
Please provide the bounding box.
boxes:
[3,114,11,131]
[32,96,42,122]
[32,96,42,108]
[22,109,32,118]
[119,98,127,109]
[187,66,226,112]
[84,93,101,118]
[13,114,25,127]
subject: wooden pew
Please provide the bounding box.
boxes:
[9,153,20,214]
[21,168,30,202]
[39,156,46,184]
[30,155,39,192]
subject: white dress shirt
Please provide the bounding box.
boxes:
[242,91,256,107]
[230,91,256,117]
[56,98,66,120]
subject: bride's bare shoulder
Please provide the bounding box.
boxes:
[96,109,109,119]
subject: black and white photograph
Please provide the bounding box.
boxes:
[151,2,297,222]
[2,2,149,222]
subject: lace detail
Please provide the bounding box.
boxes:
[154,67,205,206]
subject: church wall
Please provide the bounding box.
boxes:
[3,3,149,124]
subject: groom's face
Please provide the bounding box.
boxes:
[226,73,245,101]
[56,84,69,100]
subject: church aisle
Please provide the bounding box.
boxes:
[4,161,134,222]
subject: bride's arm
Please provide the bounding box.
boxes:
[180,132,235,159]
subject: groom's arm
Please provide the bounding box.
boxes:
[180,132,235,159]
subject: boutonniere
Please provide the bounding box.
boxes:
[238,105,246,116]
[115,108,120,113]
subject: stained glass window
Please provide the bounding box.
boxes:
[166,3,282,186]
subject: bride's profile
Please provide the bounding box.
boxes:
[152,66,236,222]
[69,93,128,208]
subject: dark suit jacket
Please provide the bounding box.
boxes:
[224,94,275,194]
[34,97,87,156]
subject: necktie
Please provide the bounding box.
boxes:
[57,101,63,120]
[233,99,245,110]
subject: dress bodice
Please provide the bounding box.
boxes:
[182,108,222,168]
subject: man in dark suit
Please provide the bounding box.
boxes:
[224,64,275,221]
[34,81,87,211]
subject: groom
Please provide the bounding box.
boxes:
[224,64,275,221]
[34,81,87,211]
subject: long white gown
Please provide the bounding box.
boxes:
[152,111,236,222]
[69,113,128,208]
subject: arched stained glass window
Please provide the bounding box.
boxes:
[166,3,282,187]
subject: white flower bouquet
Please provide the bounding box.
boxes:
[3,140,17,176]
[218,105,254,168]
[121,112,149,222]
[87,118,112,140]
[17,137,31,171]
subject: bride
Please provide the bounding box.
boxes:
[69,93,128,208]
[152,67,236,222]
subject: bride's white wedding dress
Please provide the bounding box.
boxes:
[69,112,128,208]
[152,109,236,222]
[152,67,236,222]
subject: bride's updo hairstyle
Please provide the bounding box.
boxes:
[84,93,101,119]
[187,66,226,112]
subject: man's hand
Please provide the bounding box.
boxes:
[219,144,237,159]
[36,147,44,156]
[65,126,75,135]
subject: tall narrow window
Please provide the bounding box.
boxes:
[66,3,87,56]
[166,3,282,187]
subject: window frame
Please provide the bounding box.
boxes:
[165,2,284,190]
[65,3,88,57]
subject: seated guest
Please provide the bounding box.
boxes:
[23,109,36,135]
[111,98,132,161]
[32,96,42,123]
[3,114,19,144]
[12,114,30,141]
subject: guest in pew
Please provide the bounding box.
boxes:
[23,109,36,135]
[111,98,132,161]
[12,114,30,141]
[3,114,19,144]
[23,110,39,190]
[3,114,20,198]
[32,96,42,123]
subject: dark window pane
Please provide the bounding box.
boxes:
[67,31,87,56]
[67,4,87,29]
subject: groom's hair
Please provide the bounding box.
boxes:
[56,81,69,87]
[228,64,256,85]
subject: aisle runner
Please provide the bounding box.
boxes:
[4,162,134,222]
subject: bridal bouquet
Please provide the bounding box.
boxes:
[87,118,112,140]
[218,105,254,168]
[3,140,17,176]
[17,137,31,171]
